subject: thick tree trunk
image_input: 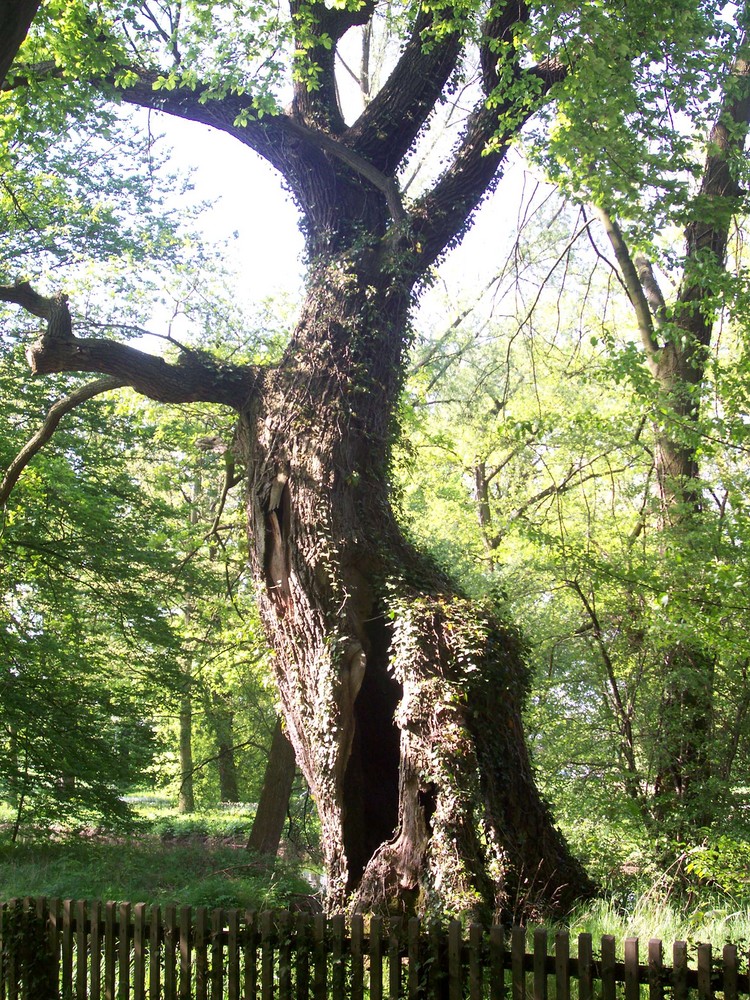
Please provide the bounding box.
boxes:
[247,717,296,856]
[3,0,590,919]
[237,255,593,919]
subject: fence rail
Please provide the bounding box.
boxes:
[0,897,747,1000]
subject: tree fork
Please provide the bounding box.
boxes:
[2,0,596,919]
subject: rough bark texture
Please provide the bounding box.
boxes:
[3,0,592,921]
[247,718,297,856]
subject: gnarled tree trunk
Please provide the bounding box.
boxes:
[2,0,595,920]
[235,238,591,917]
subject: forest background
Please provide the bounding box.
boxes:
[2,0,750,940]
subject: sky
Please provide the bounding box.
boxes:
[145,106,548,354]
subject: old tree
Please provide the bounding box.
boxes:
[2,0,746,917]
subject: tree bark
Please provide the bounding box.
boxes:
[2,0,592,920]
[178,686,195,815]
[247,717,297,856]
[0,0,40,87]
[205,697,240,804]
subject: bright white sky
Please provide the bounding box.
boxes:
[144,102,547,351]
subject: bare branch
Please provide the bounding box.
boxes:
[1,281,260,409]
[1,377,124,506]
[345,7,462,173]
[590,206,661,369]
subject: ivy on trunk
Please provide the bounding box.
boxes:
[1,1,594,919]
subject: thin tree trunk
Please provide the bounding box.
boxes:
[247,717,297,856]
[596,37,750,830]
[178,685,195,815]
[206,698,240,803]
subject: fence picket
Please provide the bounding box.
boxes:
[578,933,593,1000]
[489,924,505,1000]
[407,917,421,1000]
[602,935,616,1000]
[76,899,87,1000]
[0,901,5,1000]
[369,915,383,1000]
[149,905,161,1000]
[555,931,570,1000]
[179,906,191,1000]
[697,943,712,1000]
[534,928,548,1000]
[227,910,240,1000]
[649,939,664,1000]
[195,907,208,1000]
[243,910,258,1000]
[104,901,116,1000]
[119,902,131,1000]
[90,899,102,1000]
[163,905,177,1000]
[5,902,15,1000]
[448,919,462,1000]
[427,921,443,999]
[312,912,326,1000]
[724,944,738,1000]
[332,913,346,1000]
[133,902,146,1000]
[466,923,480,1000]
[49,897,62,1000]
[511,926,525,1000]
[624,937,639,1000]
[351,912,364,1000]
[211,908,224,1000]
[673,941,688,1000]
[62,899,73,999]
[387,917,402,1000]
[278,909,292,1000]
[294,913,310,1000]
[260,910,273,1000]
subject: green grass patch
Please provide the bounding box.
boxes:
[567,893,750,951]
[0,836,314,910]
[0,799,318,910]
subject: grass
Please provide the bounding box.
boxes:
[0,798,318,911]
[567,894,750,952]
[2,797,749,951]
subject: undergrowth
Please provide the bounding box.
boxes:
[0,797,319,911]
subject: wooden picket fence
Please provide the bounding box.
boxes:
[1,897,749,1000]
